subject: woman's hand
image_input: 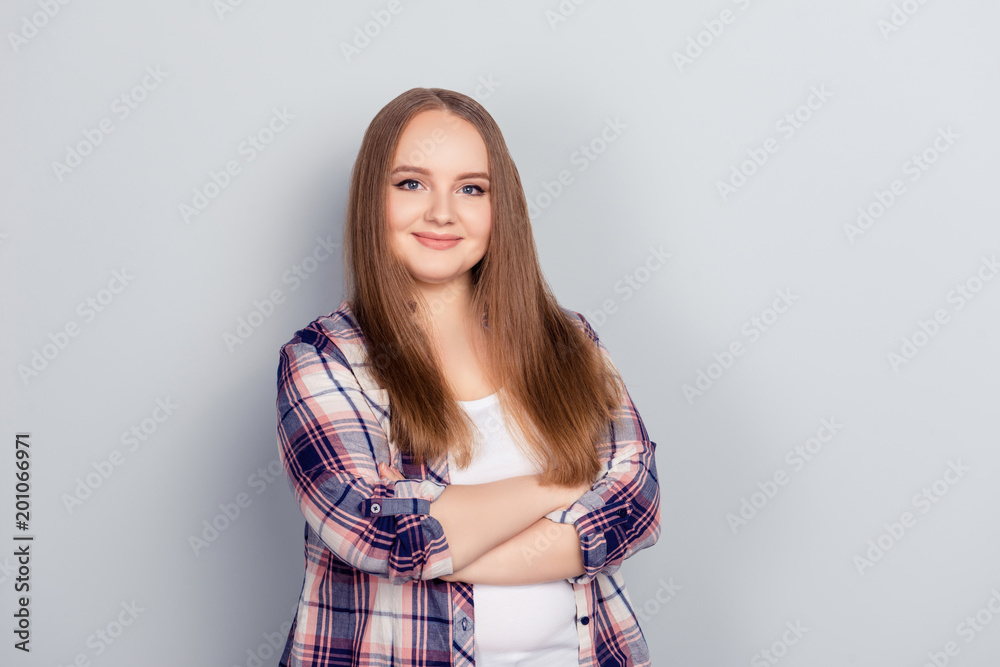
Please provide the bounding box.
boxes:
[556,480,593,510]
[378,461,406,482]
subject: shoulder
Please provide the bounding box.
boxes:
[557,304,601,345]
[277,299,368,367]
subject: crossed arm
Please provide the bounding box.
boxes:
[277,313,659,587]
[441,517,584,585]
[370,310,662,587]
[378,461,587,585]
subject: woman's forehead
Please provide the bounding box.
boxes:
[391,111,488,174]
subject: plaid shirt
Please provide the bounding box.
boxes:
[275,300,661,666]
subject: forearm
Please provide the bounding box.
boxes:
[441,517,584,585]
[428,475,572,572]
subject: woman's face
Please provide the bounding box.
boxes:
[386,109,492,296]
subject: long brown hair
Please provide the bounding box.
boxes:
[343,87,624,486]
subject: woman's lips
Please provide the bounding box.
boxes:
[413,233,461,250]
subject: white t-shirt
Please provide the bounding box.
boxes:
[447,392,580,667]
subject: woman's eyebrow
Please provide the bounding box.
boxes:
[390,164,490,181]
[390,164,428,176]
[456,171,490,182]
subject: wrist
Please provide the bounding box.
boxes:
[535,476,582,513]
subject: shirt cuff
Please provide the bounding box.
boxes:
[544,485,634,582]
[361,478,449,517]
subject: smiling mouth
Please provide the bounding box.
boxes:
[412,233,461,249]
[413,233,461,240]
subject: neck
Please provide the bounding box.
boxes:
[412,276,485,342]
[415,275,471,319]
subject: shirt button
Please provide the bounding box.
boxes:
[371,503,381,514]
[461,618,469,631]
[580,616,590,625]
[616,508,627,518]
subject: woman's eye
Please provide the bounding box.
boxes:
[394,180,485,195]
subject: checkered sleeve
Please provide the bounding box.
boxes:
[275,327,455,584]
[544,311,662,585]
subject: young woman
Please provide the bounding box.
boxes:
[275,87,660,667]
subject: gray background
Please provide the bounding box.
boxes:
[2,0,999,665]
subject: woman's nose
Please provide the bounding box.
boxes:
[425,190,456,224]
